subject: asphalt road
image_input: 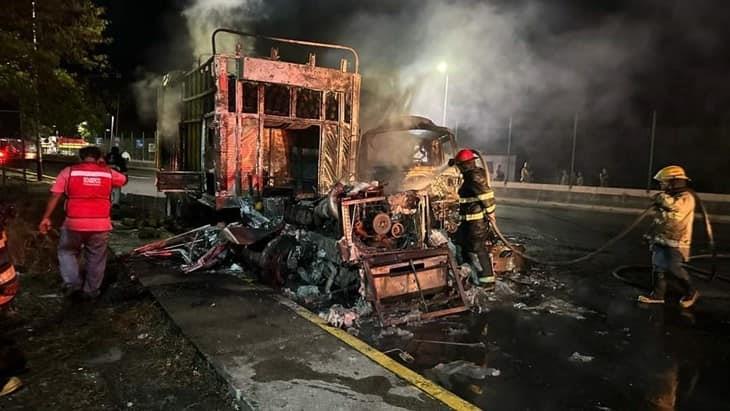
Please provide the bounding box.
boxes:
[364,205,730,410]
[35,160,162,197]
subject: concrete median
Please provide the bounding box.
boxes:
[493,182,730,222]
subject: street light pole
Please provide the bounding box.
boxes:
[31,0,44,181]
[437,62,449,127]
[646,110,657,191]
[442,72,449,127]
[569,114,578,189]
[505,116,512,185]
[109,114,115,150]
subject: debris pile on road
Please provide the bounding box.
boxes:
[425,360,500,389]
[320,304,360,328]
[513,296,594,320]
[131,224,234,273]
[319,298,373,329]
[130,173,534,330]
[504,270,565,291]
[464,287,496,313]
[569,352,595,363]
[283,285,321,304]
[377,326,414,340]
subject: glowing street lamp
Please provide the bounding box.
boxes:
[437,62,449,126]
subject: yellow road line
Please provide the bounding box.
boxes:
[275,296,482,411]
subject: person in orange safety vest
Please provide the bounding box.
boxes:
[1,202,24,397]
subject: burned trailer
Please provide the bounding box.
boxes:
[156,30,361,209]
[153,29,469,326]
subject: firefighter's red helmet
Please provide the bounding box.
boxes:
[454,149,478,163]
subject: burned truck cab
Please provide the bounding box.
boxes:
[358,116,462,233]
[156,30,361,210]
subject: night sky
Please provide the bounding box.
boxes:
[96,0,730,192]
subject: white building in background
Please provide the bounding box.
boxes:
[483,154,517,182]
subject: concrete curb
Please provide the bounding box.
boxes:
[127,269,448,411]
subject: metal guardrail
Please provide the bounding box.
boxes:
[493,181,730,220]
[1,166,55,183]
[42,154,156,170]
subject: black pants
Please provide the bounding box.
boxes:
[467,248,494,280]
[0,336,25,385]
[456,224,494,280]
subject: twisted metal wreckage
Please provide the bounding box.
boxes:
[132,29,525,326]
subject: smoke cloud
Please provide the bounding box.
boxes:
[168,1,654,135]
[183,0,265,61]
[131,70,160,124]
[341,1,655,135]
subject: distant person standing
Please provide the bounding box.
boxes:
[576,171,584,186]
[120,149,131,163]
[599,168,609,187]
[559,169,569,185]
[494,164,505,181]
[520,162,532,183]
[105,147,128,207]
[38,146,127,300]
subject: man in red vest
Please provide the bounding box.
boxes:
[38,146,127,300]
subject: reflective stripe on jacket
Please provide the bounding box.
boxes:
[65,163,113,219]
[0,229,9,273]
[458,167,496,218]
[0,230,18,307]
[651,190,694,257]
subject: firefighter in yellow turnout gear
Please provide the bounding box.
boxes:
[449,149,497,286]
[638,165,699,308]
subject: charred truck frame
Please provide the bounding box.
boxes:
[154,29,469,325]
[157,29,361,205]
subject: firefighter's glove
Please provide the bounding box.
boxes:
[641,233,652,246]
[651,192,669,208]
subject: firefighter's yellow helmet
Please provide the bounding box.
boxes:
[653,165,689,181]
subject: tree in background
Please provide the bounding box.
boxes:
[0,0,108,137]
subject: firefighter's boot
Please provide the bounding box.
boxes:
[475,250,496,288]
[638,271,666,304]
[0,376,22,397]
[680,290,699,309]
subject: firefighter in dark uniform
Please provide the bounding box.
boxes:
[449,149,496,286]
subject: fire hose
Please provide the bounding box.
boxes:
[491,206,652,266]
[489,190,730,287]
